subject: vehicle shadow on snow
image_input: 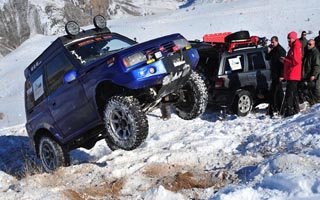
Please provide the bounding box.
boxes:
[0,135,94,178]
[201,104,238,122]
[0,135,39,178]
[69,149,98,165]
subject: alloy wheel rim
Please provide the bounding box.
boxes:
[109,109,133,140]
[239,95,251,113]
[41,142,57,170]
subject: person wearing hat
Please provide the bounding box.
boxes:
[280,31,302,117]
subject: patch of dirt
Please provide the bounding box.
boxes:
[142,163,233,192]
[63,189,84,200]
[82,178,125,198]
[63,178,126,200]
[143,163,184,178]
[162,170,230,192]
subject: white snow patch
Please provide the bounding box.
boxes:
[143,185,186,200]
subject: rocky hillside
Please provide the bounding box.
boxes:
[0,0,182,57]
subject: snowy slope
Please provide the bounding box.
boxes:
[1,0,320,199]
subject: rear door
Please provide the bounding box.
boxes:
[221,53,247,90]
[45,53,96,137]
[246,50,271,93]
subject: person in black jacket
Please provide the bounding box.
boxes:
[315,30,320,51]
[301,39,320,104]
[266,36,286,117]
[299,31,308,58]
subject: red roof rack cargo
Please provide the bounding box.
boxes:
[202,31,260,53]
[203,32,232,43]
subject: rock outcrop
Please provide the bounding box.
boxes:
[0,0,180,57]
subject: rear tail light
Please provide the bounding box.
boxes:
[123,52,147,68]
[215,78,225,88]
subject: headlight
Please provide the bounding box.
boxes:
[173,38,192,51]
[123,52,147,68]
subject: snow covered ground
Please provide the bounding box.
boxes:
[1,0,320,199]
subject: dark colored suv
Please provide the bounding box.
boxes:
[24,16,208,172]
[191,31,271,116]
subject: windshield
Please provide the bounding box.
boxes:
[67,34,135,65]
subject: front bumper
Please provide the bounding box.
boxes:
[123,49,198,89]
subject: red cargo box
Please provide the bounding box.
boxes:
[203,32,232,43]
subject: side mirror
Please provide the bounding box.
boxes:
[64,70,78,83]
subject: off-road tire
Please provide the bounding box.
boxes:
[105,138,119,151]
[175,71,208,120]
[39,137,69,173]
[233,90,253,116]
[104,96,148,150]
[225,31,250,43]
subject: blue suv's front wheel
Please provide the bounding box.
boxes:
[104,96,149,150]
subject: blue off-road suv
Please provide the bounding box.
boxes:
[24,16,208,172]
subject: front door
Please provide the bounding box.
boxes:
[246,51,270,95]
[45,53,96,137]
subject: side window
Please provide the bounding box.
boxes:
[25,81,35,111]
[224,55,244,74]
[248,52,266,70]
[45,54,74,94]
[25,67,45,111]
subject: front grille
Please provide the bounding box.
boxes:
[143,41,176,58]
[161,41,175,54]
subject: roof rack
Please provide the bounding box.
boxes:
[202,32,261,53]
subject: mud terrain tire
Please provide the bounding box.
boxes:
[104,96,148,150]
[175,71,208,120]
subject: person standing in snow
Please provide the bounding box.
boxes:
[301,39,320,104]
[297,30,308,103]
[299,31,308,58]
[266,36,286,117]
[280,31,302,117]
[315,30,320,51]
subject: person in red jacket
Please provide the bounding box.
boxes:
[280,31,302,117]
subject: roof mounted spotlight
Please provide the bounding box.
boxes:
[65,21,80,36]
[93,15,107,29]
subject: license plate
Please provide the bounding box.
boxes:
[173,59,186,67]
[162,64,190,85]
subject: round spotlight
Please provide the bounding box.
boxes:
[93,15,106,29]
[65,21,80,36]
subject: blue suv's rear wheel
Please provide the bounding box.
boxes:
[39,137,69,172]
[104,96,148,150]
